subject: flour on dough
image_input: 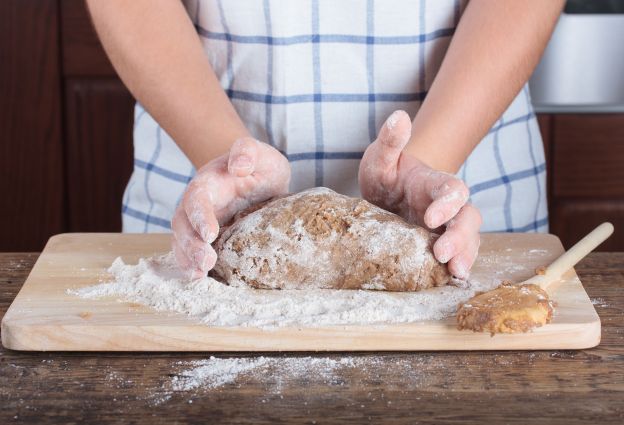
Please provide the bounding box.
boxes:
[213,187,450,291]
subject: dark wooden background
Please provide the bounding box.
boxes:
[1,0,623,252]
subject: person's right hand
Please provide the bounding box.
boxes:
[171,137,290,278]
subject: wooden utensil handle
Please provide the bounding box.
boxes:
[522,222,614,291]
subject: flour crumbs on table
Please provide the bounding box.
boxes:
[169,356,365,393]
[130,352,542,405]
[70,251,512,328]
[591,298,609,308]
[154,355,421,405]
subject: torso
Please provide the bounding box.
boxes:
[123,0,548,234]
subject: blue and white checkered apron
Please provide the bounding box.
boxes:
[123,0,548,233]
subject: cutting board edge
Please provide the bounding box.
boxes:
[1,232,603,352]
[1,317,601,352]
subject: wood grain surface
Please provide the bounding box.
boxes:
[1,233,601,351]
[0,252,623,424]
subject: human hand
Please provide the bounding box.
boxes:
[171,137,290,278]
[358,111,481,279]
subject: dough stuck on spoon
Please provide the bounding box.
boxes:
[456,281,554,336]
[456,222,615,336]
[212,187,452,291]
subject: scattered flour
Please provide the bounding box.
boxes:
[70,252,502,328]
[169,356,365,393]
[591,298,609,308]
[146,351,541,404]
[171,357,272,391]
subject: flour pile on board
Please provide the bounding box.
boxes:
[70,251,504,328]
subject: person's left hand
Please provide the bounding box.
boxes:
[358,110,481,279]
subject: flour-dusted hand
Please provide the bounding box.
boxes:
[358,111,481,279]
[171,137,290,278]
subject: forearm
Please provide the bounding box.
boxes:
[404,0,564,173]
[86,0,250,168]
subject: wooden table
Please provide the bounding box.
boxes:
[1,253,623,424]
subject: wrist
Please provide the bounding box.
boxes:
[190,128,253,169]
[403,133,467,175]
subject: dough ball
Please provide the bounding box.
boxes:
[213,187,451,291]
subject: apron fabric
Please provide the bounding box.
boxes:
[123,0,548,234]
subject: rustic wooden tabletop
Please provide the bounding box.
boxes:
[0,252,623,424]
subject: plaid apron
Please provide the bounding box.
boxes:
[123,0,548,233]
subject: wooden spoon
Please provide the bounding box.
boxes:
[457,222,614,335]
[517,222,614,291]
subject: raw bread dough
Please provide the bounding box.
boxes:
[213,187,451,291]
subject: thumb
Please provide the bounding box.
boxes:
[373,110,412,171]
[228,137,259,177]
[242,140,291,195]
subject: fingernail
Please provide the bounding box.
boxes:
[233,155,253,169]
[453,259,469,279]
[193,249,206,270]
[190,208,211,241]
[189,269,205,280]
[386,111,400,130]
[429,211,443,228]
[437,241,453,263]
[202,226,217,243]
[203,250,217,270]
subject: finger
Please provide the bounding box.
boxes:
[182,182,220,242]
[424,175,470,229]
[171,206,205,247]
[172,236,193,271]
[252,143,291,191]
[447,234,480,280]
[373,110,412,172]
[172,237,214,279]
[172,236,203,279]
[433,204,482,264]
[228,137,259,177]
[175,234,217,276]
[171,205,197,240]
[172,207,218,272]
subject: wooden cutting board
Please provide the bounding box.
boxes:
[1,233,600,351]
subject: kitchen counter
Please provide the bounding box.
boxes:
[1,252,623,424]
